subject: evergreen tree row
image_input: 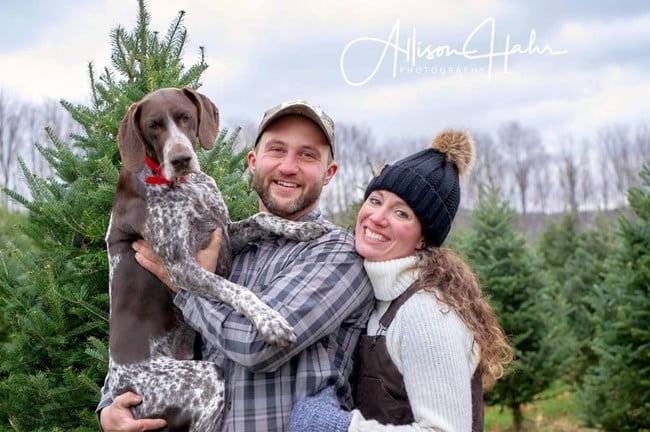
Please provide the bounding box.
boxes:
[452,175,648,430]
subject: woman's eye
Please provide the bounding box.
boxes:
[396,210,408,218]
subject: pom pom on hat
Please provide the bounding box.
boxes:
[364,129,475,246]
[431,129,475,176]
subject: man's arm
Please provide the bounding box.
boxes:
[174,229,373,372]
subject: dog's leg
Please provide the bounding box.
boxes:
[168,258,296,346]
[111,356,224,430]
[228,212,328,252]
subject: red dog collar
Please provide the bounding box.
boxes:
[144,156,184,185]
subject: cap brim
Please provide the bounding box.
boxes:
[254,104,334,156]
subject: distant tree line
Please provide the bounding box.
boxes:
[320,121,648,220]
[2,90,648,218]
[0,92,82,209]
[222,116,649,226]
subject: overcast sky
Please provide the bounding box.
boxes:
[2,0,649,150]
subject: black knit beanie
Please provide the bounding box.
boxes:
[364,129,475,246]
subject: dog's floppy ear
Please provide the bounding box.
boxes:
[118,102,146,173]
[182,87,219,150]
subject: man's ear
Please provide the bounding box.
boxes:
[247,150,257,174]
[322,161,338,185]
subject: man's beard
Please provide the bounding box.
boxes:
[253,173,323,219]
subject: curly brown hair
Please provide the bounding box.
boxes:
[413,246,514,389]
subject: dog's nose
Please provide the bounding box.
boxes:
[170,153,193,171]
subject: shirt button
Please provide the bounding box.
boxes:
[225,401,232,410]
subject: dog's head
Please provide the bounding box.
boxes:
[118,87,220,182]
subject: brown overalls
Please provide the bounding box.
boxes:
[353,283,484,431]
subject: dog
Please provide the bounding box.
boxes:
[105,87,326,431]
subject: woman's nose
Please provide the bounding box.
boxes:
[368,208,389,226]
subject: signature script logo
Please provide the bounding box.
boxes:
[340,18,568,86]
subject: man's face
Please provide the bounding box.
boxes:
[248,115,338,220]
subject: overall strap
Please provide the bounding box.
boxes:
[379,282,421,328]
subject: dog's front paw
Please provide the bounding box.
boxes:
[256,313,297,347]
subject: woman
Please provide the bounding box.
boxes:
[289,129,513,432]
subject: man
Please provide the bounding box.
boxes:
[98,100,374,431]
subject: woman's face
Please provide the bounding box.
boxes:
[355,190,425,262]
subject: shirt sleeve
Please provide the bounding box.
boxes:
[174,230,373,373]
[95,376,113,427]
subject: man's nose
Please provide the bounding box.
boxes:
[278,154,299,175]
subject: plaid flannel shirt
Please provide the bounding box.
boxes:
[98,209,373,432]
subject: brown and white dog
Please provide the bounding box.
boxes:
[105,87,325,430]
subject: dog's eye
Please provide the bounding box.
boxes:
[147,121,162,131]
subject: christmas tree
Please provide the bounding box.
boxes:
[0,2,255,430]
[579,162,650,431]
[536,212,616,384]
[457,187,568,432]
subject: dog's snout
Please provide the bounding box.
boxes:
[170,152,193,171]
[163,142,198,180]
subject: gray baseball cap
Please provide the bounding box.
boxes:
[254,100,335,157]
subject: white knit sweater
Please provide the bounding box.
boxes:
[348,256,480,432]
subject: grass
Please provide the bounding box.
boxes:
[484,385,598,431]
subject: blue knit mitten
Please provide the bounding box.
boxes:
[289,386,353,432]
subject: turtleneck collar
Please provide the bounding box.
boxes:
[363,256,420,301]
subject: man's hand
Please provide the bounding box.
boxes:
[99,392,166,432]
[133,228,223,293]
